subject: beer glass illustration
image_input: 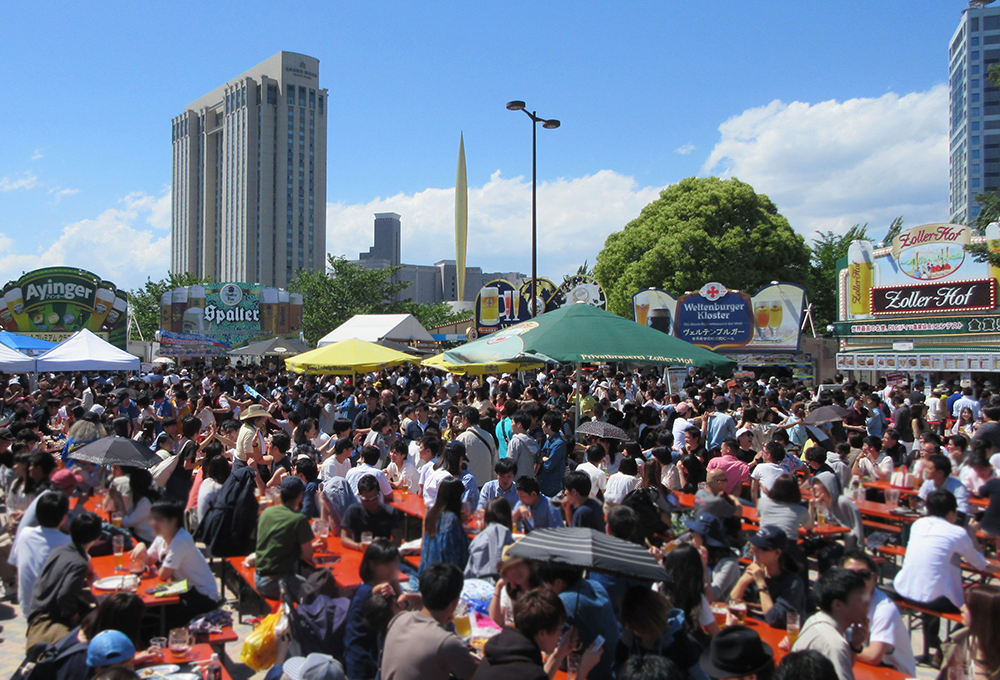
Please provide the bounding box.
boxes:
[511,292,521,320]
[480,287,500,325]
[88,282,116,331]
[501,290,513,320]
[634,293,651,326]
[754,301,770,340]
[260,288,278,334]
[767,300,783,340]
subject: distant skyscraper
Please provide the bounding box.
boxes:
[171,51,327,287]
[949,3,1000,225]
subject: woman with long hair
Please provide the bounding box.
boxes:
[292,417,326,462]
[363,413,394,467]
[489,548,541,627]
[343,540,408,680]
[662,543,720,638]
[112,468,160,545]
[419,477,469,573]
[640,455,674,525]
[465,497,513,579]
[939,584,1000,680]
[952,406,977,438]
[616,586,710,680]
[911,403,930,448]
[677,454,706,494]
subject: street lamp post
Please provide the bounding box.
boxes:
[506,100,559,316]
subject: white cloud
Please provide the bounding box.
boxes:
[31,149,43,161]
[0,192,171,288]
[701,85,950,239]
[326,170,663,280]
[48,187,80,203]
[675,143,696,155]
[0,173,39,192]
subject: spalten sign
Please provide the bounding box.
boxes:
[870,279,996,315]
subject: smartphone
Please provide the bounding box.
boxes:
[592,635,605,652]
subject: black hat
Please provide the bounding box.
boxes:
[280,476,305,497]
[747,524,788,552]
[446,440,469,462]
[0,428,13,442]
[699,625,773,679]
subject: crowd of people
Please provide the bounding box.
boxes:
[2,363,1000,680]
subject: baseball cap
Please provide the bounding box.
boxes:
[86,630,135,668]
[675,402,692,416]
[280,476,305,497]
[283,654,346,680]
[735,427,753,439]
[51,468,84,490]
[446,440,468,461]
[747,524,788,552]
[684,514,729,548]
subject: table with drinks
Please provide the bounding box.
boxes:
[90,553,180,635]
[673,492,852,538]
[137,641,228,680]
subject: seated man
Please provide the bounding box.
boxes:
[918,454,971,514]
[537,562,620,680]
[254,476,320,600]
[792,568,871,680]
[562,471,605,532]
[694,469,743,521]
[26,511,102,649]
[851,436,893,482]
[345,445,393,501]
[840,550,916,677]
[340,474,402,551]
[379,562,478,680]
[705,438,750,495]
[86,630,136,676]
[511,476,563,533]
[15,490,71,615]
[893,489,999,664]
[479,458,520,509]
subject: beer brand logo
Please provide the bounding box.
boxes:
[870,278,996,315]
[699,283,728,302]
[891,224,969,259]
[24,279,94,304]
[219,284,243,306]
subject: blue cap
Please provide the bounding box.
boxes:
[683,513,729,548]
[86,630,135,667]
[748,524,788,552]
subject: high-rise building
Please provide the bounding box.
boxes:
[949,3,1000,225]
[353,213,525,304]
[171,51,327,288]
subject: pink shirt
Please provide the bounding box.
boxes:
[706,454,750,495]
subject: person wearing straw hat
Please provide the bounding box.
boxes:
[235,404,274,473]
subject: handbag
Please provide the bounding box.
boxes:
[151,450,179,488]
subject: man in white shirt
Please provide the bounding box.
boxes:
[14,491,71,613]
[320,437,354,480]
[952,386,982,420]
[841,550,916,677]
[918,454,971,514]
[575,445,608,500]
[670,403,693,453]
[345,446,393,500]
[384,441,420,492]
[893,489,999,661]
[750,441,788,502]
[851,436,894,482]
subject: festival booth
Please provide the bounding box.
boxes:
[0,331,56,357]
[35,328,141,372]
[834,223,1000,387]
[316,314,434,349]
[0,343,36,373]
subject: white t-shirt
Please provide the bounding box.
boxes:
[868,588,917,677]
[149,529,219,600]
[321,456,353,481]
[750,462,784,493]
[422,466,454,508]
[604,472,640,505]
[345,463,392,497]
[697,594,716,630]
[197,479,223,522]
[856,453,894,480]
[386,460,421,492]
[576,462,607,499]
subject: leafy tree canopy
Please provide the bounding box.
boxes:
[593,176,811,317]
[807,224,869,331]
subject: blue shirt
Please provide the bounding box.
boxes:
[559,579,621,680]
[495,418,513,459]
[704,412,736,451]
[572,498,606,533]
[419,511,470,574]
[866,413,884,438]
[514,495,564,533]
[461,470,479,512]
[478,479,519,510]
[538,434,567,497]
[343,583,380,679]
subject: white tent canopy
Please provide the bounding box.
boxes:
[317,314,434,348]
[35,329,141,372]
[0,343,35,373]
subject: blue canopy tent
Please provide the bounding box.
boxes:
[0,331,56,357]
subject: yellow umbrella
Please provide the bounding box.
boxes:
[285,338,418,375]
[422,352,544,376]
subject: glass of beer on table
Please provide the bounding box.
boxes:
[112,535,125,570]
[111,511,123,528]
[786,611,800,647]
[728,598,747,624]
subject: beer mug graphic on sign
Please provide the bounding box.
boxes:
[634,292,651,327]
[88,282,116,331]
[480,287,500,326]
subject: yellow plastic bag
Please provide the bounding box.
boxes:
[240,610,281,671]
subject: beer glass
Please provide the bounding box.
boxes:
[728,599,747,624]
[754,302,770,340]
[113,535,125,570]
[361,532,373,548]
[634,293,650,327]
[111,511,123,528]
[480,287,499,325]
[169,628,192,660]
[768,300,783,338]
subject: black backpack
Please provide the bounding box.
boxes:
[621,487,669,546]
[12,639,89,680]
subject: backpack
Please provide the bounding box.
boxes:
[12,639,89,680]
[194,464,259,556]
[622,487,668,546]
[319,477,357,536]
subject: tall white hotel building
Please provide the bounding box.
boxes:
[170,52,327,288]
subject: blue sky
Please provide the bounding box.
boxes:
[0,1,966,288]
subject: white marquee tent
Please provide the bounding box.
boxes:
[316,314,434,348]
[35,329,141,373]
[0,343,36,373]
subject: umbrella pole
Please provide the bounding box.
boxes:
[574,362,582,434]
[664,365,671,395]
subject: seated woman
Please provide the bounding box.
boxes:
[111,469,159,546]
[131,500,220,627]
[615,585,709,680]
[419,477,470,574]
[489,548,541,627]
[757,474,812,569]
[728,525,805,630]
[465,498,514,579]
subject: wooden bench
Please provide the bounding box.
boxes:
[863,520,902,534]
[225,557,280,622]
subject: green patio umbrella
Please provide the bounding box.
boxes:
[442,302,736,374]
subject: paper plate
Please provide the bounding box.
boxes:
[138,665,180,678]
[165,674,201,680]
[94,575,131,590]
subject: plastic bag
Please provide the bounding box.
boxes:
[240,610,281,671]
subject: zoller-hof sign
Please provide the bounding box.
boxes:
[870,278,996,315]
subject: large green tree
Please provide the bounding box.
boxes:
[128,272,213,341]
[593,176,811,316]
[290,256,467,345]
